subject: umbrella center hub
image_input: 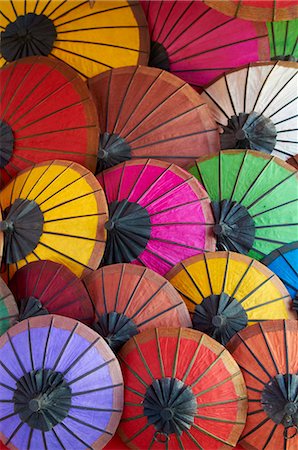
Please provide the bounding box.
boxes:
[144,377,197,436]
[211,199,255,254]
[0,119,14,168]
[262,373,298,429]
[149,41,170,71]
[18,296,49,321]
[103,199,151,265]
[97,132,131,173]
[1,13,57,62]
[14,368,72,431]
[193,293,248,345]
[93,312,138,352]
[1,198,44,264]
[221,112,277,154]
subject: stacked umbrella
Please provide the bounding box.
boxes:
[0,1,298,449]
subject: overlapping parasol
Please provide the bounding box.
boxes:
[84,263,191,352]
[201,61,298,160]
[166,251,296,346]
[262,243,298,311]
[0,315,123,449]
[227,320,298,450]
[204,0,298,22]
[8,260,94,324]
[0,160,108,280]
[0,56,99,187]
[118,327,247,449]
[0,277,18,337]
[140,0,270,88]
[97,159,215,275]
[268,19,298,61]
[189,150,298,260]
[88,65,219,172]
[0,0,149,78]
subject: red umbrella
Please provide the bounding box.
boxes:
[140,0,269,88]
[0,56,98,187]
[8,260,93,324]
[88,66,219,172]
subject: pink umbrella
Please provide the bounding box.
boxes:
[97,159,215,276]
[140,0,270,89]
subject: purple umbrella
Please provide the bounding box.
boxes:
[0,315,123,449]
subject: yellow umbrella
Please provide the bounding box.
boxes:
[0,160,108,280]
[166,251,296,345]
[0,1,149,78]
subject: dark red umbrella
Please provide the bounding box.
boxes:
[8,260,93,324]
[0,56,99,187]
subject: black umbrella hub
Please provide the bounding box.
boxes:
[1,198,44,264]
[97,132,132,173]
[93,311,138,352]
[18,296,49,321]
[193,292,248,345]
[13,368,72,431]
[220,111,277,154]
[1,13,57,62]
[103,199,151,265]
[143,377,197,437]
[149,41,170,72]
[0,119,14,168]
[262,373,298,438]
[212,199,255,254]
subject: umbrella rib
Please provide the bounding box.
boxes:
[71,383,123,396]
[255,223,298,229]
[159,0,194,47]
[201,89,230,121]
[40,0,66,17]
[52,45,113,70]
[71,405,121,413]
[191,421,237,445]
[0,9,12,23]
[31,259,48,298]
[122,268,147,316]
[149,0,163,38]
[50,52,87,79]
[45,214,106,224]
[263,423,279,449]
[196,396,247,408]
[185,429,204,450]
[241,417,271,440]
[4,421,24,446]
[172,66,235,74]
[62,337,101,376]
[204,254,213,295]
[134,163,172,203]
[125,385,145,399]
[52,428,66,450]
[283,320,289,375]
[58,25,146,33]
[42,230,105,243]
[14,124,97,140]
[58,422,93,450]
[148,236,207,252]
[251,198,297,219]
[22,160,56,200]
[0,382,15,392]
[224,74,237,116]
[130,281,168,320]
[27,320,35,371]
[42,188,102,212]
[136,301,185,328]
[182,334,204,383]
[0,314,18,321]
[6,331,26,374]
[254,236,291,246]
[67,414,113,434]
[142,176,193,208]
[127,104,205,145]
[27,428,33,450]
[172,328,182,378]
[250,63,277,112]
[55,38,146,53]
[132,336,155,381]
[42,431,47,450]
[245,295,289,312]
[181,262,205,299]
[237,156,273,206]
[124,423,150,442]
[194,371,241,398]
[42,317,54,369]
[195,414,245,425]
[68,358,115,386]
[237,275,275,304]
[268,96,298,119]
[114,263,125,310]
[131,128,219,151]
[270,22,277,58]
[118,355,149,388]
[53,2,137,25]
[190,348,226,388]
[139,246,175,268]
[149,199,206,217]
[52,323,79,371]
[238,334,272,380]
[48,0,88,21]
[155,328,165,378]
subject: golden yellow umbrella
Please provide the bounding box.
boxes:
[0,1,149,78]
[166,251,296,345]
[0,160,108,280]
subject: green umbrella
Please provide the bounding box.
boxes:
[267,19,298,61]
[189,150,298,260]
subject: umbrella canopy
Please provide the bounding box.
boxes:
[8,260,94,324]
[0,160,108,280]
[201,61,298,161]
[83,263,191,352]
[262,243,298,311]
[166,251,296,346]
[268,19,298,62]
[0,277,18,337]
[0,56,98,188]
[227,320,298,450]
[0,315,123,449]
[189,150,298,260]
[87,65,219,172]
[0,0,149,78]
[204,0,298,22]
[118,327,247,449]
[140,0,270,88]
[97,159,215,276]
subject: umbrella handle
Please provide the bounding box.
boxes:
[154,432,169,444]
[284,425,298,440]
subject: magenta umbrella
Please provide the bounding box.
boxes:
[140,0,270,89]
[97,159,215,276]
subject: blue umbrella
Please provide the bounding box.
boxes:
[262,242,298,311]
